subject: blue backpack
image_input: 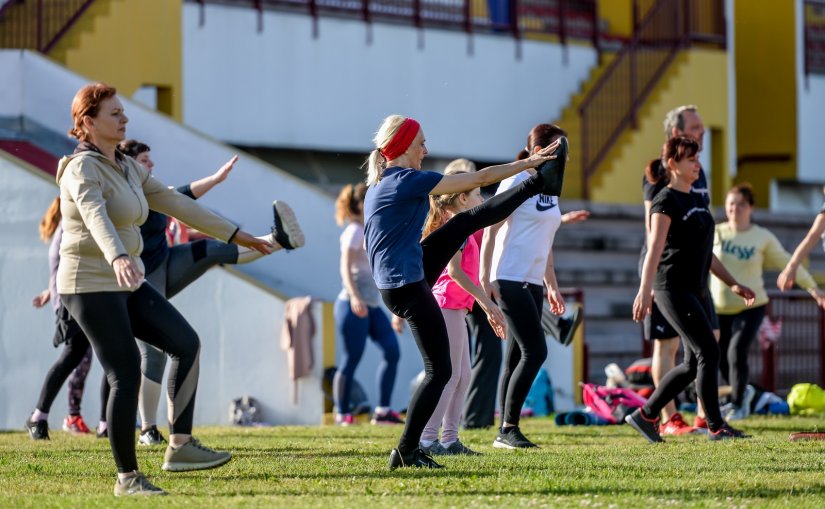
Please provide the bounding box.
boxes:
[523,369,554,416]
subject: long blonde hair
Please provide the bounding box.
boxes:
[39,197,61,242]
[335,183,367,226]
[422,171,468,239]
[365,115,408,186]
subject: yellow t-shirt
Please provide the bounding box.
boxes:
[711,223,818,314]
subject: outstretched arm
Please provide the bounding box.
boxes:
[430,140,560,195]
[188,155,239,198]
[778,213,825,291]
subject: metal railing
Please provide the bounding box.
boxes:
[0,0,96,53]
[805,0,825,78]
[578,0,725,199]
[748,290,825,393]
[191,0,599,45]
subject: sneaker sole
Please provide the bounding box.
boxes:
[561,308,584,347]
[273,201,305,249]
[625,415,664,443]
[138,440,164,446]
[492,440,518,450]
[162,454,232,472]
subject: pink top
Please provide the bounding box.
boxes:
[432,234,480,311]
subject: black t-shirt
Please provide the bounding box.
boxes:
[650,186,715,292]
[141,184,195,274]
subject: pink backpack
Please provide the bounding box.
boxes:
[581,383,647,424]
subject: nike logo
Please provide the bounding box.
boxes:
[536,195,557,212]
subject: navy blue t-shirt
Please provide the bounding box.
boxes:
[141,184,195,274]
[363,167,443,289]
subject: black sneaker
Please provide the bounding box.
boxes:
[388,448,444,470]
[24,418,49,440]
[96,427,108,439]
[371,410,404,425]
[625,408,664,443]
[536,136,568,196]
[271,201,305,250]
[138,425,166,446]
[443,440,481,456]
[557,306,583,347]
[492,426,538,449]
[709,423,750,441]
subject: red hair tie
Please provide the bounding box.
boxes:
[380,118,420,161]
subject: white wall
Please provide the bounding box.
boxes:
[797,0,825,186]
[0,153,326,429]
[0,49,341,300]
[182,4,598,161]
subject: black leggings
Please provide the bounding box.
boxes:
[62,283,200,473]
[379,175,541,454]
[35,332,91,414]
[497,280,547,426]
[718,305,766,407]
[642,289,724,430]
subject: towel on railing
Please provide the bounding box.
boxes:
[280,296,315,404]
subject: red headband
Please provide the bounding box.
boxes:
[380,118,420,161]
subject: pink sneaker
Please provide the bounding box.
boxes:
[335,413,354,426]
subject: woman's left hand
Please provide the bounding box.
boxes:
[233,231,273,255]
[547,288,566,316]
[522,139,561,169]
[731,284,756,306]
[212,155,239,184]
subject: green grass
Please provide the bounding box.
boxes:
[2,416,825,508]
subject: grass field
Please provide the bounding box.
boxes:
[2,415,825,508]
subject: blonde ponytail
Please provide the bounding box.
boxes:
[365,114,408,186]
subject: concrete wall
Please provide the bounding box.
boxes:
[182,3,598,162]
[0,49,341,301]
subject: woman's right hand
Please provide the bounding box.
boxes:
[113,256,144,289]
[480,277,501,304]
[233,231,273,255]
[350,297,368,318]
[31,289,50,308]
[632,289,652,322]
[521,139,561,169]
[479,297,507,340]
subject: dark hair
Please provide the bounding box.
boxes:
[335,183,367,225]
[647,136,699,184]
[729,183,755,206]
[517,123,567,160]
[117,139,151,158]
[69,82,118,141]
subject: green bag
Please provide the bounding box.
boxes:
[787,383,825,415]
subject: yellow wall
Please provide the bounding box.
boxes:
[49,0,183,120]
[734,0,797,207]
[598,0,634,38]
[589,49,729,204]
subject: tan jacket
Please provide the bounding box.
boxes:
[56,149,239,294]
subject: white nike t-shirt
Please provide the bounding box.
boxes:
[490,171,562,286]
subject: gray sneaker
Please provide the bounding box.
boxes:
[419,440,447,455]
[161,437,232,472]
[113,472,167,497]
[138,425,166,446]
[443,439,481,456]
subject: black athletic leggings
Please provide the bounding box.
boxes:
[497,280,547,426]
[379,175,541,455]
[35,331,91,414]
[718,305,766,407]
[641,289,724,431]
[62,283,200,473]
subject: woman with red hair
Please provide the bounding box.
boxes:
[363,114,566,469]
[55,82,271,495]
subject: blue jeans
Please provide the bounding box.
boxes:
[333,298,399,413]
